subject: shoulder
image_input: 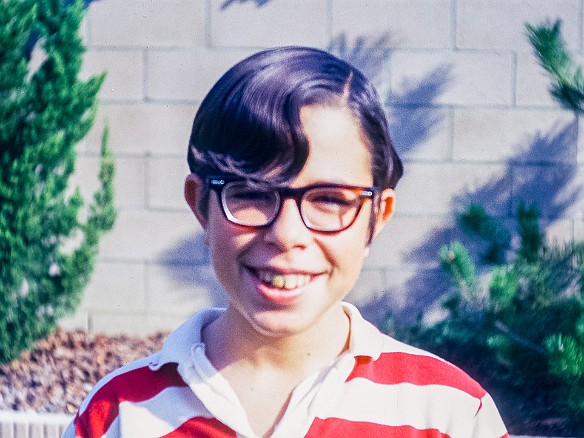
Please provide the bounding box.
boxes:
[79,353,184,416]
[349,332,487,401]
[70,310,224,436]
[72,354,185,435]
[79,354,184,410]
[362,335,486,400]
[335,332,508,436]
[344,305,487,402]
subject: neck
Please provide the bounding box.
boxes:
[202,304,350,374]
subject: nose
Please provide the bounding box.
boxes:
[263,198,312,249]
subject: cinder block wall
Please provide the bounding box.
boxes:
[60,0,584,335]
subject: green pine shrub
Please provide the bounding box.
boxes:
[394,205,584,422]
[526,19,584,112]
[388,19,584,425]
[0,0,115,364]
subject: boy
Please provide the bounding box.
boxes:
[64,47,508,437]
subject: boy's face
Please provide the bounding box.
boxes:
[185,105,395,340]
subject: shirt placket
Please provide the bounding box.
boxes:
[270,353,357,438]
[180,343,258,438]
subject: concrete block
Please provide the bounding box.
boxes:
[90,311,150,335]
[146,49,255,101]
[579,116,584,165]
[332,0,452,49]
[78,103,197,156]
[80,14,89,46]
[390,51,513,106]
[366,214,455,268]
[45,421,67,438]
[543,218,575,244]
[511,164,584,219]
[329,42,390,96]
[453,109,578,163]
[146,263,227,317]
[58,312,90,332]
[346,268,397,325]
[89,311,202,335]
[80,261,146,312]
[456,0,581,52]
[388,106,451,161]
[395,162,512,215]
[575,219,584,240]
[379,268,419,313]
[349,268,387,303]
[113,156,147,207]
[515,52,561,108]
[211,0,327,47]
[347,267,445,326]
[148,157,190,210]
[97,210,203,262]
[71,155,100,202]
[382,267,453,320]
[144,314,196,334]
[74,155,146,208]
[88,0,205,47]
[81,50,144,100]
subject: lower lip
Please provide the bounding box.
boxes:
[249,269,308,305]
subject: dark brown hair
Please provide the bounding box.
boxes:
[187,46,402,206]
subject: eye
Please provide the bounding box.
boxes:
[312,194,353,206]
[224,183,276,205]
[231,189,271,201]
[306,188,359,210]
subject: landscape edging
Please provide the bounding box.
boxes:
[0,410,579,438]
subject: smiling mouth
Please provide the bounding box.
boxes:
[254,269,313,290]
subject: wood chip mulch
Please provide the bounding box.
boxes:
[0,328,167,414]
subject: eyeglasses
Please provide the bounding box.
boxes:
[208,177,377,233]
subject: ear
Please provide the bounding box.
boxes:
[371,188,395,242]
[184,174,208,229]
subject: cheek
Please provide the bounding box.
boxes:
[206,215,254,279]
[205,206,238,272]
[321,224,370,276]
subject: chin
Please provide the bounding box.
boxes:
[247,310,314,338]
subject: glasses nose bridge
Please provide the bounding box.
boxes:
[274,186,308,224]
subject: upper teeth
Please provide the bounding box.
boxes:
[257,270,312,290]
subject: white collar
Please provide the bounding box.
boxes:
[149,303,384,370]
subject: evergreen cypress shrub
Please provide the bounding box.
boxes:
[0,0,115,364]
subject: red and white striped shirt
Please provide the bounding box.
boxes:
[63,304,508,437]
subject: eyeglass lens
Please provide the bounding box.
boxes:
[221,182,363,232]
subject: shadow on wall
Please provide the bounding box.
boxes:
[388,117,581,325]
[221,0,272,10]
[159,32,582,326]
[331,33,455,325]
[160,231,229,309]
[329,33,393,86]
[388,65,453,156]
[330,33,581,326]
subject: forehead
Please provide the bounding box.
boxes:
[295,105,373,185]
